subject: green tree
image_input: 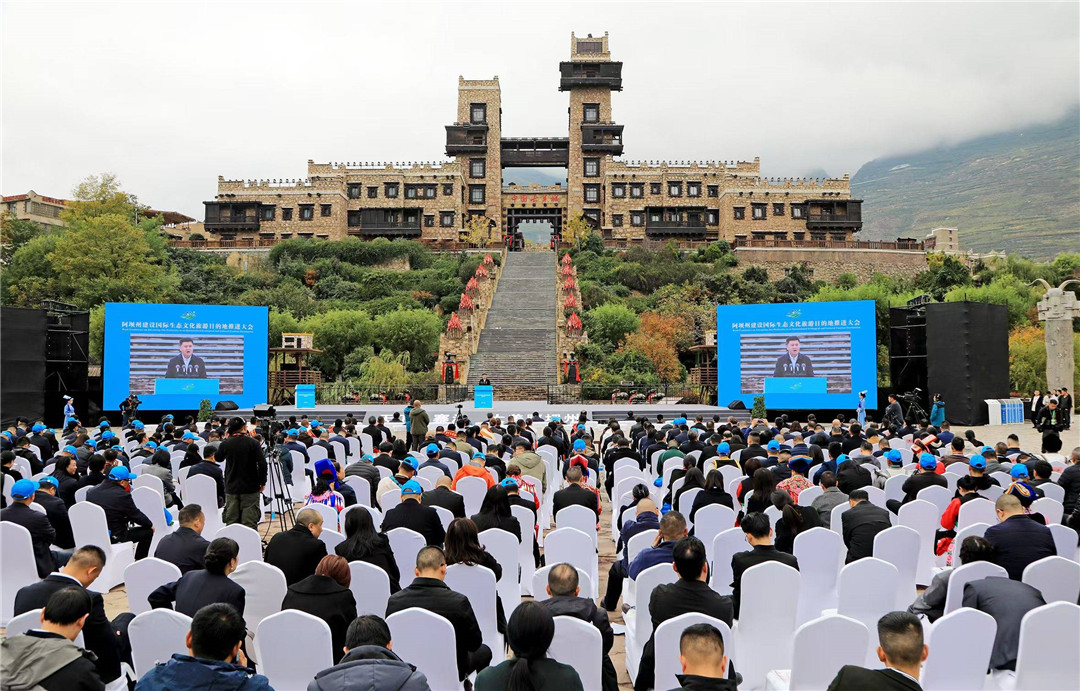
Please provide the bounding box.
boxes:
[1,216,47,267]
[89,305,105,362]
[240,279,317,319]
[584,303,640,351]
[353,350,412,390]
[267,308,300,347]
[2,234,60,306]
[372,309,443,370]
[298,309,375,380]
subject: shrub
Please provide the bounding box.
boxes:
[583,303,640,350]
[198,399,214,422]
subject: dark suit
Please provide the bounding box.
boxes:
[382,499,446,546]
[962,577,1046,670]
[385,576,491,680]
[282,574,358,664]
[153,526,211,574]
[264,523,329,585]
[827,666,922,691]
[983,514,1057,580]
[841,500,892,564]
[164,353,207,378]
[2,502,56,577]
[187,461,225,508]
[14,574,121,682]
[542,595,618,691]
[148,569,246,618]
[336,534,401,593]
[773,353,815,377]
[34,490,74,549]
[422,485,466,518]
[86,479,153,559]
[730,545,799,618]
[552,483,600,519]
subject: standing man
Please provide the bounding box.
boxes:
[772,336,815,377]
[218,417,266,530]
[165,337,207,378]
[477,373,492,386]
[883,394,905,431]
[408,401,429,452]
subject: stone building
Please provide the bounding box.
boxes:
[2,190,67,229]
[201,33,864,248]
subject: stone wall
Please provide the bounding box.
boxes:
[734,246,928,282]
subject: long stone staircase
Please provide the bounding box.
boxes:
[466,251,558,399]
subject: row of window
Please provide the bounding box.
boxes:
[348,183,457,200]
[734,203,806,220]
[347,210,457,228]
[611,210,718,227]
[608,181,710,197]
[258,204,331,222]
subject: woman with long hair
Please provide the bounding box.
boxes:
[474,601,583,691]
[617,483,652,528]
[148,537,245,617]
[445,517,506,633]
[471,485,521,540]
[283,554,358,663]
[672,467,706,513]
[735,457,763,503]
[745,467,776,515]
[305,477,345,513]
[335,506,400,592]
[771,489,821,553]
[689,469,735,523]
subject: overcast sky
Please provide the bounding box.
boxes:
[3,1,1077,218]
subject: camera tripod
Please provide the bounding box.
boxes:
[256,418,296,543]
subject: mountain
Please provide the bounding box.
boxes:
[501,168,565,187]
[851,110,1080,259]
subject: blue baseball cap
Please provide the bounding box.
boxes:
[552,416,561,422]
[0,431,11,439]
[10,479,39,499]
[183,431,198,440]
[286,428,298,437]
[31,424,45,433]
[573,439,586,451]
[98,421,110,428]
[919,452,938,470]
[884,449,902,465]
[836,454,851,466]
[109,466,137,481]
[310,420,321,427]
[472,452,486,460]
[674,418,687,426]
[969,455,986,469]
[400,480,423,496]
[1009,464,1029,479]
[133,420,145,429]
[361,454,374,462]
[500,478,518,488]
[163,414,174,420]
[767,440,781,451]
[979,446,994,456]
[790,456,811,473]
[101,431,115,440]
[37,475,58,489]
[717,442,730,455]
[401,457,419,471]
[111,444,124,451]
[44,428,55,435]
[84,439,97,448]
[425,443,440,457]
[62,445,78,455]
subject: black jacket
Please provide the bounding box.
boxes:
[306,645,429,691]
[774,505,823,554]
[899,471,948,504]
[841,500,892,564]
[187,461,226,508]
[165,353,207,377]
[385,577,485,680]
[53,470,80,508]
[983,514,1058,580]
[2,502,56,577]
[1058,463,1080,515]
[835,462,873,495]
[361,425,384,447]
[962,577,1047,671]
[149,569,246,618]
[34,490,74,549]
[730,545,798,618]
[688,488,734,525]
[471,512,522,541]
[0,630,105,691]
[540,595,614,655]
[86,479,152,542]
[552,483,600,519]
[382,500,446,547]
[344,461,381,506]
[827,666,922,691]
[154,526,212,574]
[264,523,329,585]
[14,574,121,683]
[336,534,401,593]
[219,434,267,495]
[422,485,466,518]
[672,674,739,691]
[282,574,358,664]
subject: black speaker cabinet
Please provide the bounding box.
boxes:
[925,302,1009,426]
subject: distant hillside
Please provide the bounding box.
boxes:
[852,110,1080,259]
[501,168,565,187]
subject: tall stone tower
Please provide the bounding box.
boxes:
[562,32,624,225]
[449,77,503,233]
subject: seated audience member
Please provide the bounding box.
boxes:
[671,623,736,691]
[418,442,453,479]
[139,449,183,509]
[33,475,74,550]
[422,475,466,518]
[283,555,357,664]
[306,476,346,513]
[771,489,822,554]
[941,436,969,466]
[471,485,522,541]
[541,563,618,691]
[344,453,381,506]
[811,471,848,528]
[76,455,109,490]
[264,507,329,585]
[87,466,154,560]
[382,479,446,546]
[776,454,813,502]
[453,453,496,490]
[51,454,81,507]
[618,482,652,528]
[730,512,798,618]
[603,499,662,612]
[962,575,1047,671]
[475,601,583,691]
[688,469,734,524]
[1060,445,1080,515]
[835,454,873,496]
[14,546,122,684]
[742,468,776,519]
[841,489,893,563]
[554,465,602,519]
[135,603,270,690]
[635,537,735,691]
[604,510,689,613]
[0,587,105,691]
[886,453,948,514]
[187,446,226,508]
[385,546,491,681]
[149,537,244,617]
[446,517,507,632]
[826,611,928,690]
[966,453,1000,491]
[983,494,1056,580]
[306,614,429,690]
[154,504,212,574]
[908,536,995,622]
[376,458,420,504]
[3,478,63,576]
[336,506,401,592]
[314,457,356,507]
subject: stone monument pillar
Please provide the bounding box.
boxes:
[1034,279,1080,391]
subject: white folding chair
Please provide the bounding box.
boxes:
[544,527,599,598]
[300,502,340,533]
[417,466,445,486]
[70,501,134,592]
[1038,482,1065,504]
[624,562,679,681]
[678,488,704,518]
[445,563,502,652]
[129,608,192,679]
[873,525,921,608]
[1048,523,1080,562]
[215,524,263,565]
[556,504,598,549]
[511,504,537,596]
[307,446,329,464]
[796,485,822,507]
[318,527,345,551]
[349,560,391,616]
[530,564,592,602]
[916,485,951,517]
[4,608,84,646]
[359,433,374,457]
[387,608,464,691]
[710,527,753,597]
[456,475,489,517]
[952,523,991,565]
[766,614,869,691]
[898,499,939,585]
[229,560,287,634]
[131,486,175,557]
[942,561,1009,616]
[1022,555,1080,604]
[837,558,900,666]
[550,615,602,690]
[921,607,996,691]
[627,529,658,563]
[1009,601,1080,691]
[1031,497,1064,525]
[347,436,362,461]
[387,527,426,589]
[829,502,849,535]
[793,527,844,625]
[736,561,801,690]
[184,474,224,536]
[479,528,521,615]
[431,505,454,532]
[883,474,907,504]
[124,558,181,615]
[133,473,165,503]
[956,497,996,530]
[255,609,334,690]
[655,612,734,691]
[330,441,347,468]
[74,485,92,503]
[344,475,371,507]
[379,488,402,511]
[695,504,738,566]
[0,522,41,625]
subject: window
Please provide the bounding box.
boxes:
[584,158,600,177]
[470,103,486,124]
[792,204,805,219]
[583,209,600,222]
[299,205,314,221]
[687,182,701,197]
[630,183,644,198]
[707,185,719,198]
[752,203,766,219]
[706,209,718,225]
[384,183,399,198]
[583,103,600,123]
[584,184,600,203]
[650,182,662,195]
[348,184,362,199]
[367,186,378,199]
[469,185,486,204]
[773,203,785,216]
[440,211,455,227]
[424,185,437,199]
[281,207,293,221]
[578,40,602,54]
[347,210,361,227]
[260,206,275,221]
[733,207,745,220]
[612,183,626,198]
[668,182,682,197]
[470,159,486,178]
[442,183,453,196]
[404,211,419,225]
[405,186,417,199]
[612,213,624,227]
[424,214,435,227]
[650,210,663,224]
[630,211,644,226]
[320,204,332,217]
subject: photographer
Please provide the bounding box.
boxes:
[120,395,141,428]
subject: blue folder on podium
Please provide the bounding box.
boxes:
[154,379,220,396]
[474,385,493,409]
[763,377,826,408]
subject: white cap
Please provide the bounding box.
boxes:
[63,395,73,400]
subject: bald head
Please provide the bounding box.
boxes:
[435,476,452,489]
[636,498,659,516]
[547,563,580,597]
[995,494,1023,518]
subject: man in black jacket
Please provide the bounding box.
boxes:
[371,441,399,474]
[263,507,328,585]
[361,416,384,448]
[422,476,466,518]
[671,623,738,691]
[603,436,644,499]
[344,453,382,506]
[385,545,491,681]
[2,479,60,576]
[86,467,154,560]
[886,453,947,514]
[218,417,267,530]
[635,537,735,691]
[730,512,799,618]
[14,546,123,684]
[826,611,927,691]
[154,504,211,574]
[541,563,618,691]
[983,494,1057,580]
[841,489,893,564]
[835,457,873,496]
[961,576,1046,671]
[418,443,453,479]
[552,466,600,520]
[34,475,74,550]
[187,445,226,508]
[383,480,446,546]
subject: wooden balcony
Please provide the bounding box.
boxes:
[581,124,624,155]
[732,238,925,251]
[559,61,623,91]
[500,137,570,167]
[445,123,489,155]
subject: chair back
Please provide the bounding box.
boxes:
[956,498,996,529]
[74,485,92,503]
[788,614,869,691]
[184,475,224,535]
[1013,602,1080,690]
[479,528,521,614]
[837,557,900,664]
[710,527,753,596]
[544,527,598,596]
[943,560,1009,615]
[632,562,679,643]
[131,486,173,556]
[344,476,371,507]
[694,504,737,565]
[793,527,844,624]
[1039,482,1065,503]
[951,523,990,565]
[348,560,391,616]
[797,485,823,507]
[387,527,426,589]
[124,558,181,615]
[511,505,537,595]
[301,502,340,532]
[129,609,192,679]
[556,504,598,548]
[678,488,703,518]
[133,473,165,502]
[1031,497,1064,525]
[215,523,264,565]
[653,612,733,691]
[229,560,287,633]
[255,609,334,689]
[456,475,488,517]
[829,502,849,535]
[921,608,997,691]
[548,615,601,689]
[736,561,801,689]
[873,525,921,608]
[1022,556,1080,604]
[445,563,501,650]
[318,528,346,551]
[1048,523,1080,562]
[898,499,939,585]
[883,473,907,503]
[387,608,464,691]
[0,522,40,625]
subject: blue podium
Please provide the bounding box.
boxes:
[154,379,219,396]
[474,385,493,409]
[763,376,827,408]
[295,384,316,409]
